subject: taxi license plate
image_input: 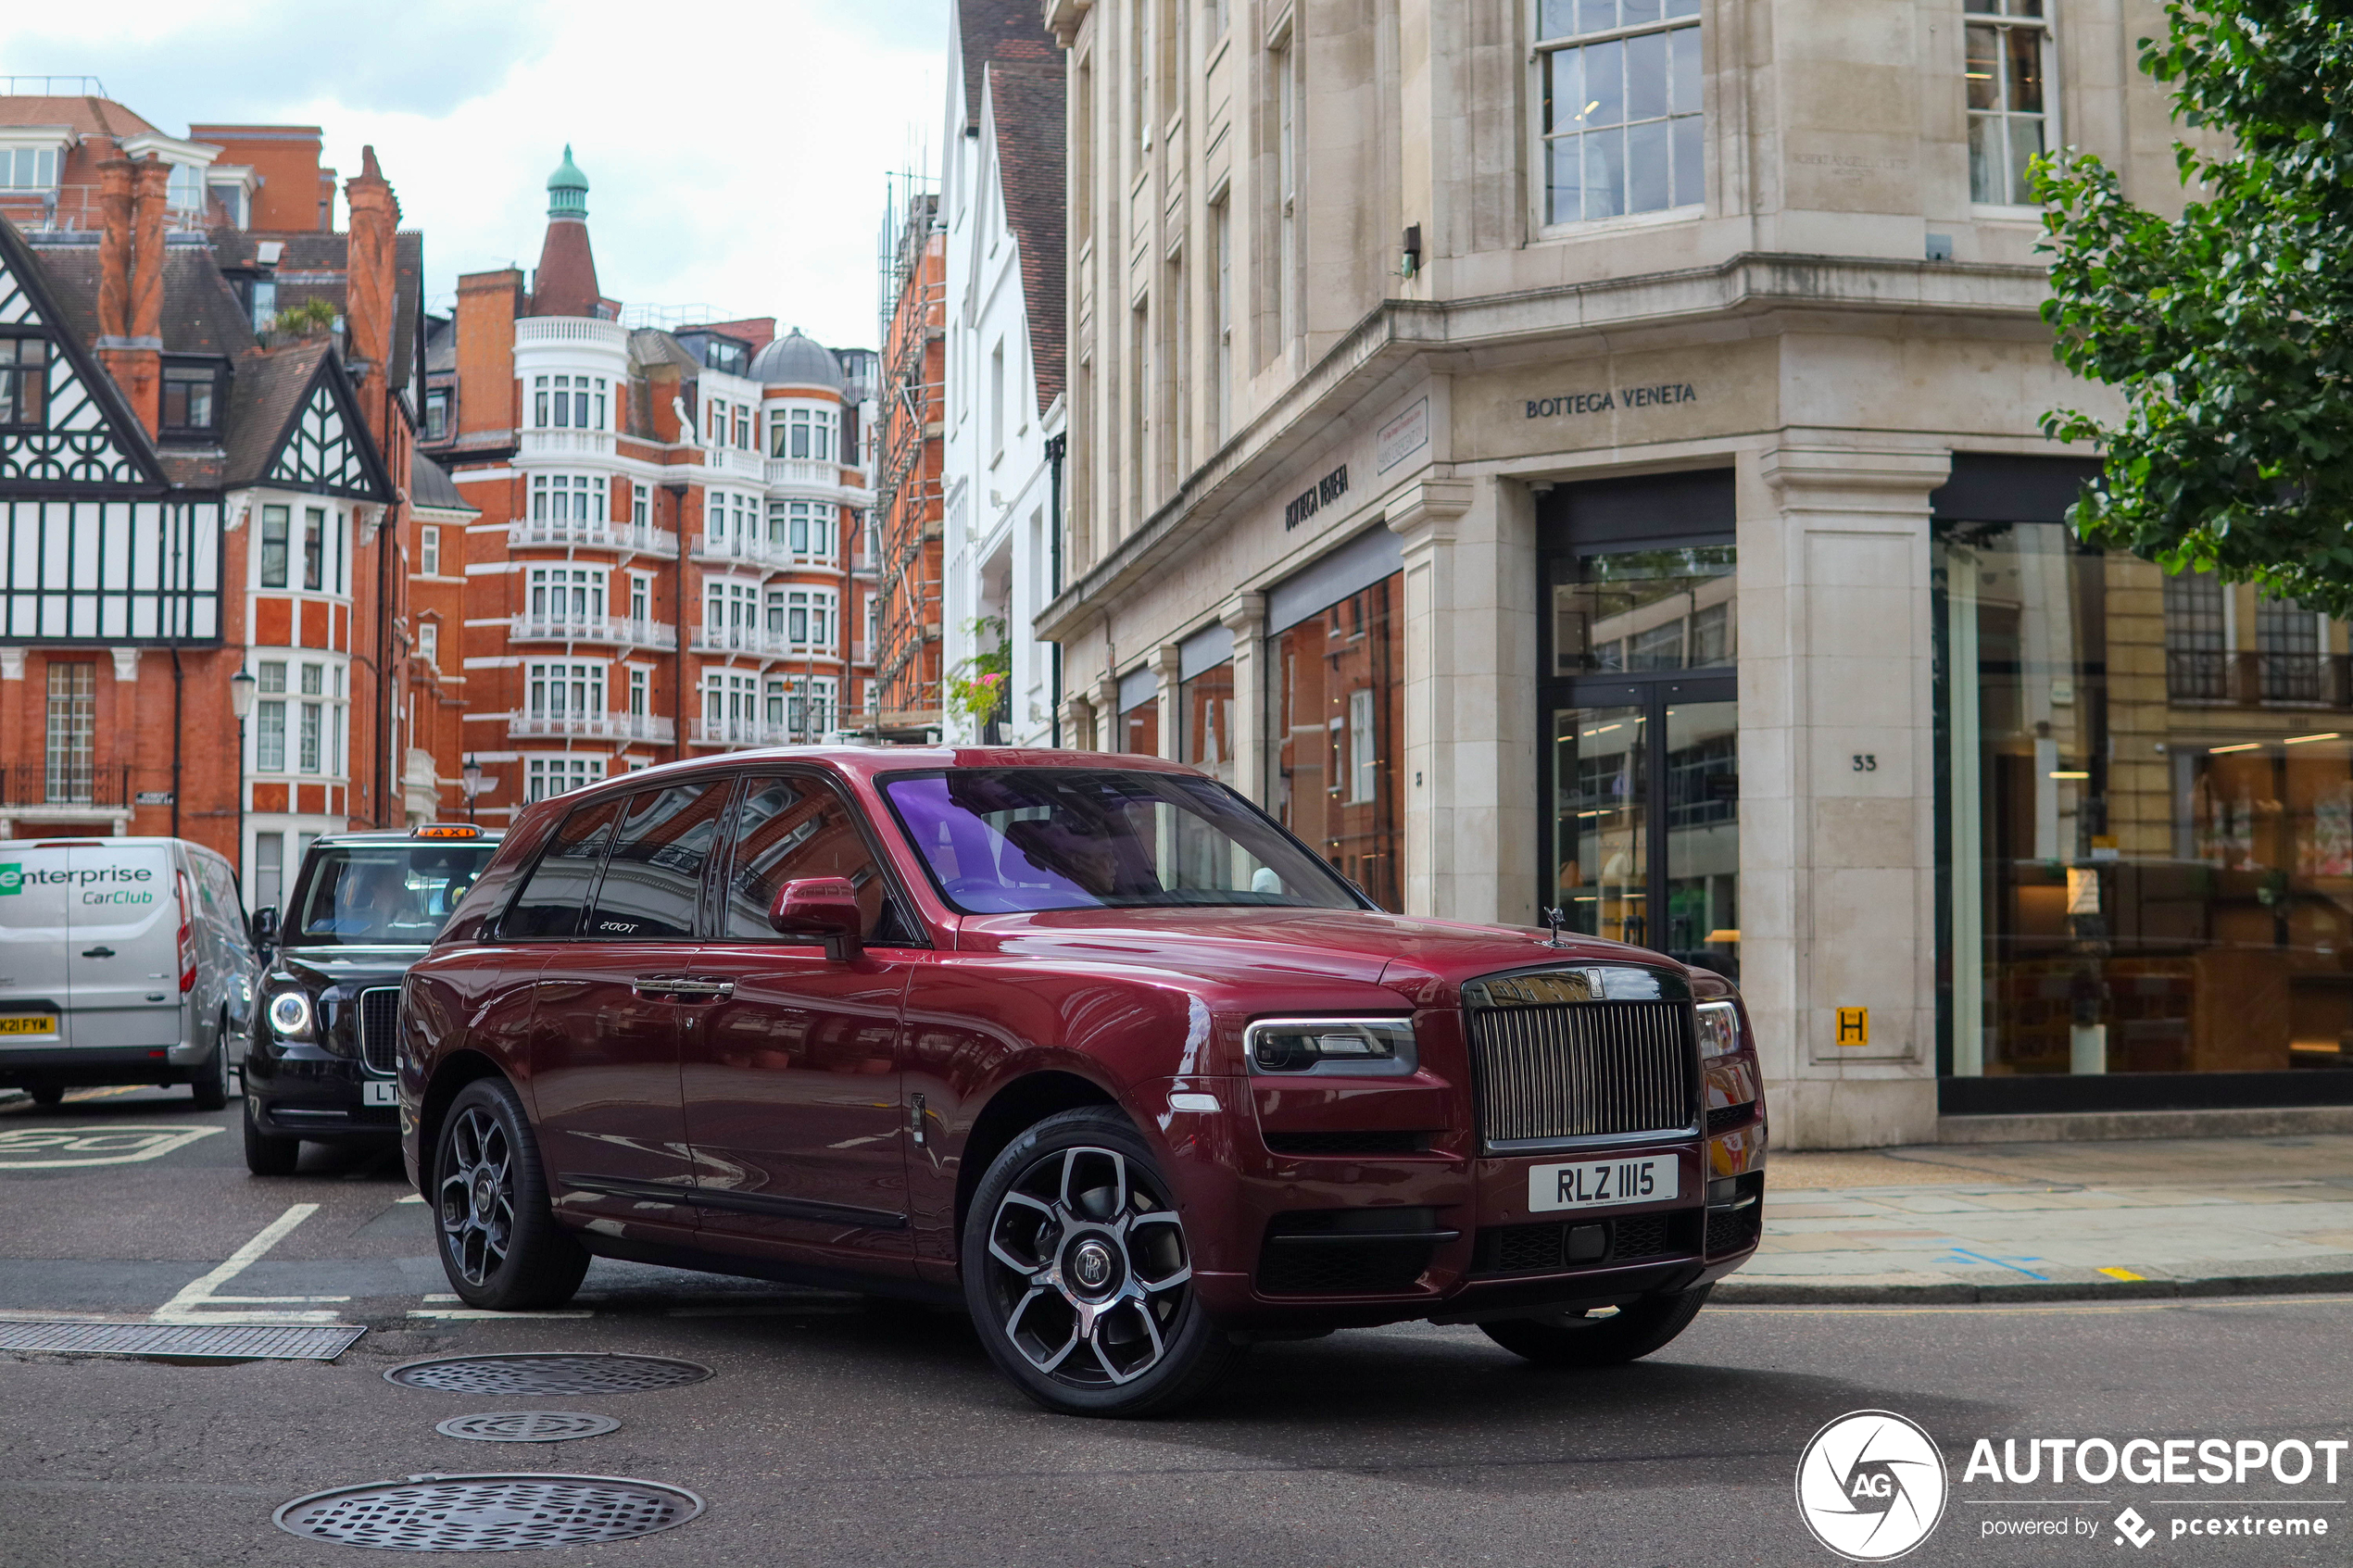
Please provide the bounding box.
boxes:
[0,1015,57,1036]
[1529,1154,1678,1213]
[361,1081,397,1107]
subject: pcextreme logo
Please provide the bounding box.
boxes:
[1796,1410,1950,1562]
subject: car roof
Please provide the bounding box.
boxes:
[551,745,1201,797]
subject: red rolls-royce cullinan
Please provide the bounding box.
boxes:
[398,749,1765,1415]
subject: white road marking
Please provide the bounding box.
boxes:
[152,1204,342,1324]
[396,1194,426,1204]
[407,1309,593,1320]
[0,1124,222,1169]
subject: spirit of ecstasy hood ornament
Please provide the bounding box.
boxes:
[1542,908,1567,948]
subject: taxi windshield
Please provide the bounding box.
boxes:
[287,844,497,946]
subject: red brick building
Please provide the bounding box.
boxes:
[875,190,946,738]
[0,91,422,913]
[415,150,879,820]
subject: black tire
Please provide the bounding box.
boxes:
[432,1076,589,1311]
[963,1107,1241,1417]
[27,1084,64,1108]
[1479,1285,1713,1367]
[243,1097,301,1175]
[190,1024,231,1112]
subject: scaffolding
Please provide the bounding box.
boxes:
[872,177,946,738]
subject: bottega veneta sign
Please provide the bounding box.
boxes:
[1526,383,1698,419]
[1283,464,1350,530]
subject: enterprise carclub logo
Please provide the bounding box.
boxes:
[1797,1410,1950,1562]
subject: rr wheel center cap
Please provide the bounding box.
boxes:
[1068,1237,1118,1296]
[472,1172,495,1216]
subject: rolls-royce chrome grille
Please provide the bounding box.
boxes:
[1464,968,1697,1148]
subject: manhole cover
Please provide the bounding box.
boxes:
[275,1474,700,1551]
[384,1353,711,1397]
[436,1412,620,1444]
[0,1320,363,1361]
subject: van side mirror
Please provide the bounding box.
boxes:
[769,877,864,961]
[249,906,279,949]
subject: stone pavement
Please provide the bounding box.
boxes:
[1725,1134,2353,1302]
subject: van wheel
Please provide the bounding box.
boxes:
[28,1084,63,1108]
[433,1077,589,1311]
[190,1031,231,1112]
[1479,1285,1713,1367]
[243,1098,300,1175]
[963,1107,1240,1417]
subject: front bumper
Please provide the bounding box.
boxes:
[1154,1075,1767,1328]
[243,1040,398,1141]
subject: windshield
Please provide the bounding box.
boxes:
[288,844,498,946]
[881,768,1365,914]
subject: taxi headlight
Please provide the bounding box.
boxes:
[1696,1000,1743,1059]
[1245,1017,1417,1075]
[266,988,314,1041]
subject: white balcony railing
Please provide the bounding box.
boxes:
[690,533,841,573]
[520,428,617,460]
[515,316,630,349]
[510,520,678,558]
[509,615,679,649]
[507,711,676,743]
[763,457,849,488]
[690,625,842,661]
[692,717,802,748]
[705,446,766,482]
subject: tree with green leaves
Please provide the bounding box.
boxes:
[2034,0,2353,610]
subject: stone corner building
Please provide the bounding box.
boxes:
[1035,0,2346,1147]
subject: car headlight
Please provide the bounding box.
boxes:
[1696,1000,1743,1059]
[1245,1017,1417,1075]
[266,988,314,1041]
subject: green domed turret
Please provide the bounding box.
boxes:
[547,145,588,220]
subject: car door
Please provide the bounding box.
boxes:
[0,844,73,1049]
[526,782,730,1242]
[680,772,922,1277]
[66,842,183,1055]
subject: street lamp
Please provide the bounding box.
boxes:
[229,669,258,893]
[461,755,484,823]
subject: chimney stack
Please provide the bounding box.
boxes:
[342,145,400,431]
[95,155,167,433]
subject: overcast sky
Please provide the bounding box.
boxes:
[0,0,950,350]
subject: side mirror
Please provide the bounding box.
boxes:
[769,877,864,961]
[249,906,279,950]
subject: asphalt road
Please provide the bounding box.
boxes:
[4,1086,2349,1568]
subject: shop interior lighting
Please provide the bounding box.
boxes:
[2208,742,2262,754]
[2285,733,2341,746]
[2048,770,2090,779]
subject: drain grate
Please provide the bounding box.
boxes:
[385,1352,712,1397]
[0,1320,363,1361]
[275,1474,701,1551]
[436,1412,620,1444]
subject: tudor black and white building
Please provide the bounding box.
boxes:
[0,116,418,903]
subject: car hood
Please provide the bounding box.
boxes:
[955,906,1679,998]
[270,945,430,992]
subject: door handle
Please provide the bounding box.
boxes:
[634,977,734,999]
[81,947,116,960]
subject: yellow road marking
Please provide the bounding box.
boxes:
[2098,1266,2147,1281]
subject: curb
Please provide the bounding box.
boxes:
[1715,1270,2353,1306]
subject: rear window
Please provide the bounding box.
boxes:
[287,843,498,947]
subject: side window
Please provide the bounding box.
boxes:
[505,797,624,938]
[584,781,732,941]
[723,775,912,944]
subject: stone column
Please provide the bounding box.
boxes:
[1220,592,1267,804]
[1748,445,1952,1149]
[1144,643,1178,760]
[1389,474,1541,924]
[1093,671,1120,753]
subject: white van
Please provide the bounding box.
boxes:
[0,837,259,1109]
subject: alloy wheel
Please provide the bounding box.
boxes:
[438,1107,516,1287]
[981,1144,1193,1388]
